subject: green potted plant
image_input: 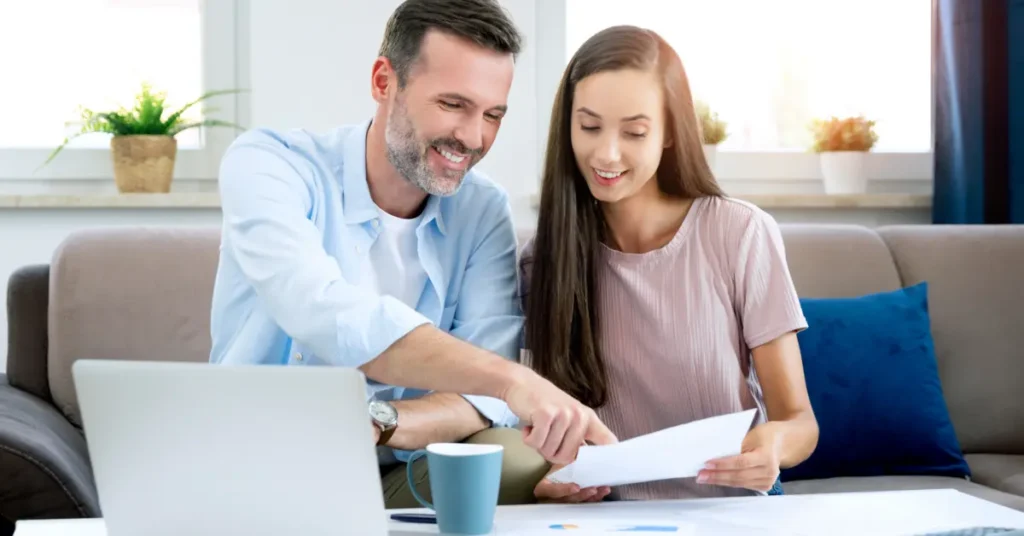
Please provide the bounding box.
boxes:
[43,83,243,193]
[696,100,728,171]
[809,115,878,194]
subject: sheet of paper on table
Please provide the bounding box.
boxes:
[547,409,757,488]
[494,518,699,535]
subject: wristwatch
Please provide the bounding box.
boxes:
[368,400,398,446]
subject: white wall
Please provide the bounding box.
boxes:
[245,0,541,228]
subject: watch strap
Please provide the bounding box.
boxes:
[376,424,396,446]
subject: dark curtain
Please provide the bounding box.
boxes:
[933,0,1024,224]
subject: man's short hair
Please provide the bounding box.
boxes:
[379,0,523,87]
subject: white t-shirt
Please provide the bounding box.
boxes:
[364,209,428,310]
[365,207,428,467]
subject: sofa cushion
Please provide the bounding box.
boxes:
[965,454,1024,497]
[516,224,905,300]
[783,475,1024,513]
[0,377,99,519]
[878,226,1024,455]
[781,282,970,482]
[48,227,221,426]
[776,224,903,298]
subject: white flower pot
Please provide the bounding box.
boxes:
[819,151,868,194]
[702,144,717,171]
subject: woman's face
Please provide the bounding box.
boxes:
[570,68,668,204]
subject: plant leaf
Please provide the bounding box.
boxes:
[808,115,878,152]
[163,89,245,131]
[695,100,728,145]
[40,130,102,167]
[167,118,246,137]
[40,110,119,167]
[40,84,247,169]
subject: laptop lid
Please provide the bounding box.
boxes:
[72,360,387,536]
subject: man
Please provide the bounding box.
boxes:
[209,0,615,508]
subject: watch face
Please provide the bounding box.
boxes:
[369,401,398,426]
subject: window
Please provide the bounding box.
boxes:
[544,0,933,183]
[0,0,239,181]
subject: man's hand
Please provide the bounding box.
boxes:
[534,463,611,503]
[387,393,490,451]
[697,423,781,492]
[371,421,381,446]
[501,369,618,464]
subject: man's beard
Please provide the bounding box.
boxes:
[384,97,479,197]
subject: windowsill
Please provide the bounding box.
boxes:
[529,193,931,210]
[731,193,931,209]
[0,191,932,211]
[0,192,221,209]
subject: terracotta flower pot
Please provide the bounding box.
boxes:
[109,135,177,193]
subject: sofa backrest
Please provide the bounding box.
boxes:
[876,226,1024,454]
[777,224,1024,455]
[48,227,222,426]
[43,224,1024,454]
[768,224,904,298]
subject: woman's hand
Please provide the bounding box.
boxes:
[696,422,782,492]
[534,464,612,503]
[696,331,819,492]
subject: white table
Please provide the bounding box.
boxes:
[15,489,1024,536]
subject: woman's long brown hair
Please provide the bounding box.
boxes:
[524,26,724,409]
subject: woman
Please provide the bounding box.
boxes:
[520,25,819,503]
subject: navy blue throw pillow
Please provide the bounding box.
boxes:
[780,282,970,482]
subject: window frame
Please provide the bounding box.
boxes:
[534,0,933,187]
[0,0,241,182]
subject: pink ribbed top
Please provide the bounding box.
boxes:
[519,196,807,501]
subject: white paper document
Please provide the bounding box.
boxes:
[547,409,757,488]
[495,518,698,535]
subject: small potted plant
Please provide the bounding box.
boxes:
[696,100,728,171]
[809,115,878,194]
[43,83,243,193]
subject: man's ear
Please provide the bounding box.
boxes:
[370,57,394,104]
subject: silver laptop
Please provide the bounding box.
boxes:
[72,359,388,536]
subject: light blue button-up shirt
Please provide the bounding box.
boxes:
[209,119,523,460]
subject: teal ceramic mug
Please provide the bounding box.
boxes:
[405,443,504,535]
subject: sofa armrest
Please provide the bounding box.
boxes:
[6,264,51,402]
[0,375,99,520]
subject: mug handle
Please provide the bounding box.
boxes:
[405,450,433,510]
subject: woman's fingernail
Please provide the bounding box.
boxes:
[697,474,708,484]
[704,462,716,469]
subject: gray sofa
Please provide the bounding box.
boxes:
[1,223,1022,527]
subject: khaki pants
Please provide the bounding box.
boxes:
[380,428,549,509]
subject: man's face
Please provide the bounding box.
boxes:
[384,30,514,196]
